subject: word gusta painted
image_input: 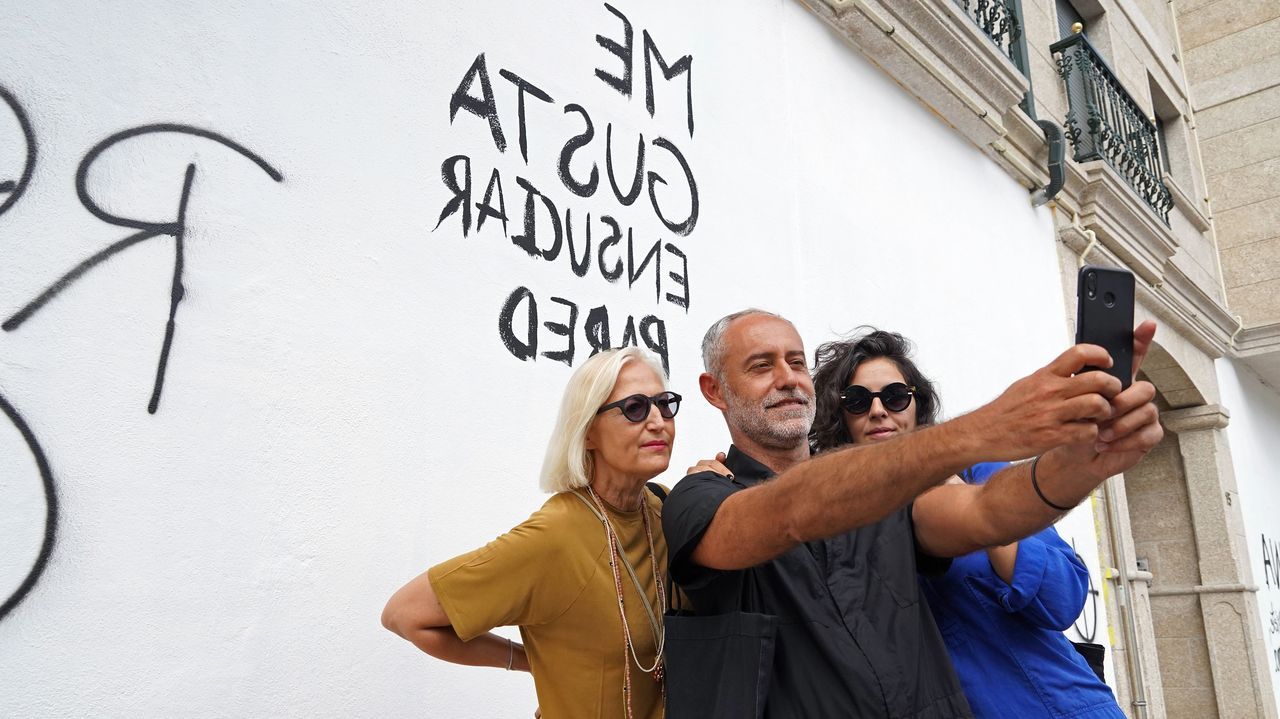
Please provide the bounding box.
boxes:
[435,3,695,373]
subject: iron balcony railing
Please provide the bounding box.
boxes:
[1050,33,1173,224]
[955,0,1030,74]
[955,0,1033,114]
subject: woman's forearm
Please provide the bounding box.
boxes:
[404,626,531,672]
[986,542,1018,584]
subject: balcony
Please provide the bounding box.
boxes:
[954,0,1029,78]
[1051,33,1174,224]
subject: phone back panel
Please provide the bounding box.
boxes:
[1076,266,1135,389]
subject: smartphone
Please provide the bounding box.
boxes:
[1075,265,1135,390]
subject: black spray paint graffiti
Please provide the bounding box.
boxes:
[1263,533,1280,672]
[2,125,284,414]
[1070,540,1100,643]
[434,3,695,374]
[0,391,58,623]
[0,85,36,217]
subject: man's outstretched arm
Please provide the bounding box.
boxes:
[685,343,1122,571]
[912,321,1163,557]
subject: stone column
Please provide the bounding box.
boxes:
[1162,404,1278,719]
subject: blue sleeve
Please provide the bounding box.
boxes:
[976,526,1089,630]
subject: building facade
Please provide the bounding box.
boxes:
[801,0,1280,715]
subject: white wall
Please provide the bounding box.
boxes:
[1,1,1097,716]
[1217,359,1280,708]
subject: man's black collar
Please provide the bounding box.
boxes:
[723,445,776,485]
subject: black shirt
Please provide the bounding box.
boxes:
[663,446,973,719]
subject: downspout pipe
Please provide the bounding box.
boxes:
[1031,119,1066,207]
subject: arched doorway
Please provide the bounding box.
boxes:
[1099,342,1275,718]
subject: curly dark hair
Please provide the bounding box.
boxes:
[810,328,941,452]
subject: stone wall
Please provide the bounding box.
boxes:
[1177,0,1280,327]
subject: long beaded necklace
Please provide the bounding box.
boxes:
[585,486,667,719]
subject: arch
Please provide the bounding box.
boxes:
[1138,341,1206,409]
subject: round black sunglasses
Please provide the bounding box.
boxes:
[597,391,682,422]
[839,382,915,415]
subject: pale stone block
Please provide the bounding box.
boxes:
[1152,593,1207,638]
[1176,0,1226,17]
[1031,47,1069,122]
[1169,245,1225,301]
[1222,236,1280,287]
[1131,489,1196,543]
[1164,685,1222,719]
[1202,116,1280,176]
[1184,16,1280,83]
[1020,0,1057,50]
[1165,387,1210,406]
[1194,82,1280,138]
[1144,343,1180,370]
[1225,276,1280,325]
[1208,154,1280,210]
[1190,53,1280,110]
[1204,598,1265,718]
[1176,230,1223,288]
[1158,538,1204,586]
[1179,0,1280,51]
[1157,635,1198,685]
[1214,196,1280,249]
[1149,365,1199,392]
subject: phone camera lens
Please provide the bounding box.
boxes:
[1085,272,1098,299]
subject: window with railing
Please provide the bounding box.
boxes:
[1050,33,1174,224]
[954,0,1028,74]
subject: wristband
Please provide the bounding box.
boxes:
[506,637,515,671]
[1030,455,1074,512]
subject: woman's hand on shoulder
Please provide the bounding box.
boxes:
[687,452,732,479]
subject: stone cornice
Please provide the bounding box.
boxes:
[1234,321,1280,356]
[806,0,1035,175]
[1164,172,1212,232]
[1066,159,1179,283]
[1162,403,1230,433]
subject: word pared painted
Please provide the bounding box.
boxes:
[434,3,695,372]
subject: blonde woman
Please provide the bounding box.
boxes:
[382,347,679,718]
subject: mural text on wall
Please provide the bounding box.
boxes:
[434,3,696,374]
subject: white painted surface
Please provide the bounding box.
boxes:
[1217,359,1280,706]
[0,1,1108,716]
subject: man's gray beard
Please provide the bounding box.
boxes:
[723,385,816,450]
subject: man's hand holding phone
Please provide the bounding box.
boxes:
[1049,320,1163,492]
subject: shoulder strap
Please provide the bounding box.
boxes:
[646,482,668,502]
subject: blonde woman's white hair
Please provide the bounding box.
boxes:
[539,347,668,493]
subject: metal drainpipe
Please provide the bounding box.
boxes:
[1031,120,1066,206]
[1103,476,1151,719]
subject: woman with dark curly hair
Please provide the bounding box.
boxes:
[810,328,1125,719]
